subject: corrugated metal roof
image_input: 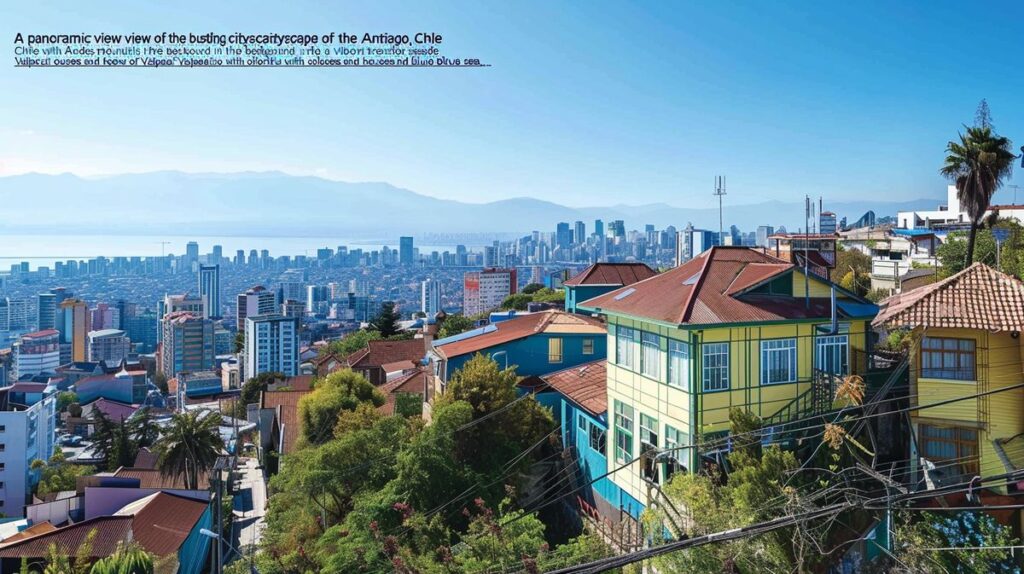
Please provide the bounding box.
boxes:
[434,311,604,359]
[563,263,657,287]
[539,360,607,416]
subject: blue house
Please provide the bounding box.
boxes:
[521,360,644,521]
[429,310,607,385]
[563,263,657,314]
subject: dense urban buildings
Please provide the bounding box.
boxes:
[159,311,214,378]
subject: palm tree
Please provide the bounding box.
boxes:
[154,410,223,490]
[941,125,1015,266]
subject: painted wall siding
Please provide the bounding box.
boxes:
[567,285,619,314]
[604,314,871,508]
[445,332,607,380]
[560,401,621,508]
[177,504,213,574]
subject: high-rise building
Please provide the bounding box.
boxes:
[159,311,215,379]
[60,299,89,362]
[399,236,414,266]
[609,220,626,238]
[185,241,199,270]
[463,268,517,316]
[236,285,277,328]
[235,250,246,265]
[675,224,720,266]
[556,222,572,249]
[87,329,131,363]
[574,221,586,245]
[421,278,442,317]
[0,387,56,516]
[0,298,31,331]
[244,314,299,379]
[756,225,775,247]
[123,310,158,353]
[37,293,56,331]
[13,329,60,379]
[90,302,120,331]
[306,285,330,316]
[281,299,305,319]
[211,244,223,263]
[198,264,221,319]
[594,219,605,238]
[819,211,838,235]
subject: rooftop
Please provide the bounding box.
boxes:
[538,360,607,416]
[579,246,873,325]
[874,263,1024,332]
[434,310,605,359]
[563,262,658,287]
[346,338,426,369]
[261,389,311,455]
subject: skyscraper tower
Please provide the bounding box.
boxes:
[198,264,221,319]
[399,236,414,266]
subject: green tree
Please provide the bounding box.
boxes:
[152,372,168,395]
[56,392,78,413]
[233,331,245,354]
[370,301,402,338]
[321,329,383,357]
[500,293,533,311]
[32,451,94,496]
[90,411,138,471]
[888,510,1019,574]
[154,409,223,490]
[521,282,545,294]
[130,408,159,449]
[437,313,475,339]
[940,118,1016,266]
[235,371,286,418]
[297,370,384,446]
[89,541,153,574]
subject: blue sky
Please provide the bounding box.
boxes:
[1,0,1021,208]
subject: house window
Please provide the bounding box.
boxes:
[614,401,634,463]
[0,463,5,471]
[577,412,586,431]
[583,338,594,355]
[761,338,797,384]
[548,338,563,363]
[702,343,730,392]
[0,425,5,433]
[641,332,662,380]
[921,337,976,381]
[816,335,849,375]
[640,413,659,483]
[589,423,607,454]
[664,425,688,480]
[667,340,689,389]
[616,327,636,369]
[920,424,978,475]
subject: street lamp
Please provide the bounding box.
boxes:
[200,529,258,574]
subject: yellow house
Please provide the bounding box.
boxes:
[578,246,878,514]
[874,263,1024,493]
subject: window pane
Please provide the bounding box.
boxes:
[702,342,730,391]
[641,332,661,379]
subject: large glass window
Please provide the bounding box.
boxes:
[815,335,849,375]
[616,327,636,370]
[920,424,978,475]
[589,422,606,454]
[702,342,730,392]
[668,340,689,389]
[641,332,662,380]
[614,401,634,463]
[548,338,563,363]
[640,413,659,483]
[664,425,688,479]
[761,338,797,384]
[921,337,976,381]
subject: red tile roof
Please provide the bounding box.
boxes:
[579,246,851,325]
[261,389,311,455]
[434,311,605,359]
[563,263,658,287]
[539,360,607,416]
[874,263,1024,332]
[0,492,208,558]
[20,329,59,339]
[346,339,426,370]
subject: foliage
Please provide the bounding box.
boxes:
[500,288,565,310]
[235,371,286,418]
[89,411,139,471]
[435,354,555,477]
[56,392,78,413]
[154,409,223,490]
[865,287,890,303]
[234,330,245,354]
[887,510,1020,574]
[394,393,423,418]
[831,248,871,296]
[42,528,95,574]
[940,120,1016,266]
[937,220,1024,279]
[297,370,384,447]
[89,542,154,574]
[437,313,475,339]
[521,282,545,294]
[130,408,159,449]
[321,329,384,357]
[152,371,168,395]
[370,301,402,338]
[32,451,94,496]
[878,328,913,353]
[67,402,83,418]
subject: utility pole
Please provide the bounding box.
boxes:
[1010,184,1021,206]
[804,196,811,309]
[714,176,727,243]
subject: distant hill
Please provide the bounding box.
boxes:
[0,171,939,236]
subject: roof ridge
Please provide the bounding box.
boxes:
[679,248,716,323]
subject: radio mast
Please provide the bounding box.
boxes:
[714,176,727,243]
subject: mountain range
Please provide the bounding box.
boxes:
[0,171,941,237]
